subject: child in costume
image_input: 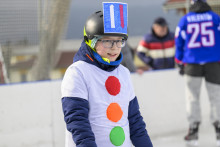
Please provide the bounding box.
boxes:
[61,2,153,147]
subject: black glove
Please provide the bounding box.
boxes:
[177,64,184,75]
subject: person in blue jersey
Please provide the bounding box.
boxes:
[61,2,153,147]
[175,0,220,146]
[137,17,175,70]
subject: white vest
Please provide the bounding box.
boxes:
[61,61,135,147]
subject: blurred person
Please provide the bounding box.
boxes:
[121,42,136,72]
[121,42,144,74]
[175,0,220,146]
[61,2,153,147]
[136,17,175,70]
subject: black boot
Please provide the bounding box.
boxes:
[184,122,200,146]
[213,121,220,146]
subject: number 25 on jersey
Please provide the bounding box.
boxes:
[187,22,215,48]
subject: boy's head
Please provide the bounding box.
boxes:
[84,5,128,62]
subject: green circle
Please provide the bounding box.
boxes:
[109,126,125,146]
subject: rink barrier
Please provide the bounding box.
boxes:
[0,69,211,147]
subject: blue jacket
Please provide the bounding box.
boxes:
[175,11,220,64]
[62,41,153,147]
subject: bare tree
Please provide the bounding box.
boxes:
[30,0,71,81]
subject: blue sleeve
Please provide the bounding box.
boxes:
[175,16,186,62]
[218,14,220,32]
[62,97,97,147]
[128,97,153,147]
[137,52,153,67]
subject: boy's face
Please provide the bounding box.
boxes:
[95,36,124,62]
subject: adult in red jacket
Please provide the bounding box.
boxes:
[137,17,175,70]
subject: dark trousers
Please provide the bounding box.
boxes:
[185,62,220,85]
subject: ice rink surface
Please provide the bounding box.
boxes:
[152,122,218,147]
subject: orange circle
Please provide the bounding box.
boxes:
[106,103,123,122]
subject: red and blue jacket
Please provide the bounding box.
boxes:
[137,30,175,70]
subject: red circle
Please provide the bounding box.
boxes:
[105,76,121,96]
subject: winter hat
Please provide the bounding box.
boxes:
[153,17,168,27]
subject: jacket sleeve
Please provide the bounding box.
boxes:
[137,39,153,67]
[137,52,153,67]
[175,16,186,63]
[62,97,97,147]
[218,14,220,32]
[128,97,153,147]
